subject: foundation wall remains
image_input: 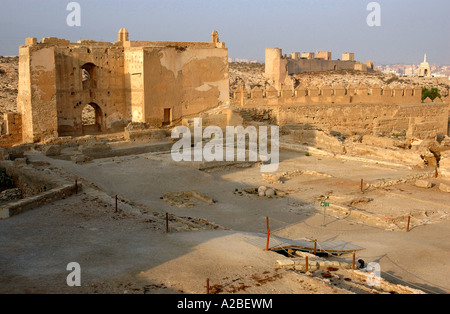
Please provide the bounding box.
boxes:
[0,113,22,147]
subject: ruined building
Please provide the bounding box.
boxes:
[265,48,374,90]
[16,29,229,142]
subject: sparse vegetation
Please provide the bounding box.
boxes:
[421,87,441,101]
[392,130,407,139]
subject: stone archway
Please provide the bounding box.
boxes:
[82,102,102,134]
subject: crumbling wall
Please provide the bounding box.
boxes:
[54,46,128,136]
[18,46,58,143]
[0,113,22,147]
[275,102,448,138]
[16,30,229,141]
[143,46,229,127]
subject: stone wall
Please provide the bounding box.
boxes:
[232,84,423,107]
[265,48,369,90]
[0,113,22,147]
[276,102,448,138]
[231,83,448,139]
[16,29,229,142]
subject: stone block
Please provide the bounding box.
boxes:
[71,154,87,164]
[265,189,275,197]
[78,142,111,155]
[415,179,432,189]
[13,158,27,166]
[42,145,61,156]
[439,183,450,193]
[0,148,9,160]
[276,259,295,267]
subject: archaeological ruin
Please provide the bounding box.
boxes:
[1,26,450,296]
[265,48,374,90]
[13,29,229,143]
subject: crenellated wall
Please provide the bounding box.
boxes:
[232,84,423,107]
[231,84,448,139]
[265,48,371,90]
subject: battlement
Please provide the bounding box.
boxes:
[265,48,373,90]
[22,29,225,50]
[316,50,332,60]
[232,84,429,107]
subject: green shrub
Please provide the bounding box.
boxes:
[422,87,441,101]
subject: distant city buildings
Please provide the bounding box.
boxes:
[375,55,449,78]
[228,57,260,63]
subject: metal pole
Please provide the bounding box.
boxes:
[115,195,118,213]
[265,216,270,251]
[322,206,326,226]
[406,215,411,232]
[352,252,356,270]
[166,212,169,233]
[314,240,317,255]
[305,256,309,272]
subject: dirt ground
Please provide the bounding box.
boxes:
[1,148,449,294]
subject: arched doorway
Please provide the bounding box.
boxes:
[82,103,102,134]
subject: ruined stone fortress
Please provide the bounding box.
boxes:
[12,29,229,142]
[0,29,449,147]
[265,48,374,90]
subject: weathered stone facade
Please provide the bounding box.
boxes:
[17,29,229,142]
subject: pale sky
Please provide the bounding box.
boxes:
[0,0,448,65]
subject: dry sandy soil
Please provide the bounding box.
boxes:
[1,147,449,294]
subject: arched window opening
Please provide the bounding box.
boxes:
[81,63,97,89]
